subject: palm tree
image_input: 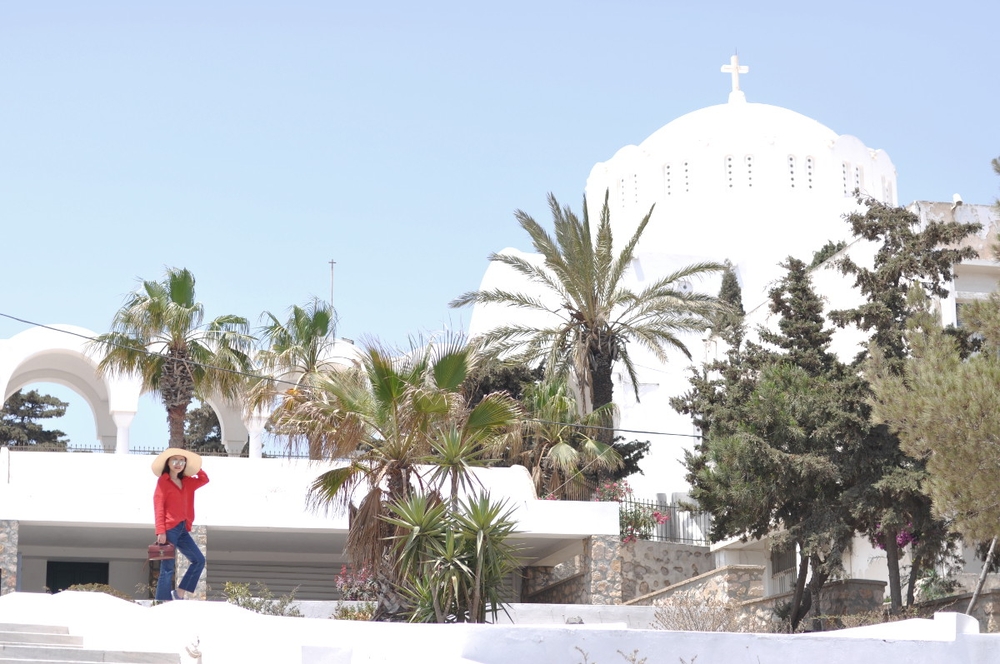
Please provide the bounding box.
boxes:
[273,336,521,583]
[90,267,254,449]
[518,377,621,499]
[249,298,339,459]
[451,192,725,413]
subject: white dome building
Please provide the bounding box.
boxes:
[469,58,899,500]
[585,59,896,304]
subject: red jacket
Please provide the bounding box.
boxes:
[154,470,209,535]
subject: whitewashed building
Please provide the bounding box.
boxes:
[467,56,1000,600]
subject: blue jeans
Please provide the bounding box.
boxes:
[155,521,205,601]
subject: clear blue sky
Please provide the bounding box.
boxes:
[2,1,998,447]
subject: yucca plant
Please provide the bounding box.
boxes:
[387,492,521,623]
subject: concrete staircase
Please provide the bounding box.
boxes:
[0,623,179,663]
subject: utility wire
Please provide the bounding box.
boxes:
[0,311,703,440]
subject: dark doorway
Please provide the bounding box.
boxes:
[45,561,109,593]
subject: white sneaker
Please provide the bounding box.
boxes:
[171,590,182,601]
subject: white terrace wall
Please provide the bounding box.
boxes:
[1,592,997,664]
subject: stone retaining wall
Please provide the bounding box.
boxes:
[525,573,586,604]
[625,564,764,607]
[524,556,584,597]
[916,589,1000,633]
[526,536,714,605]
[738,579,888,632]
[620,539,714,602]
[0,520,17,595]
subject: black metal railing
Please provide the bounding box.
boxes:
[618,497,712,545]
[0,443,305,458]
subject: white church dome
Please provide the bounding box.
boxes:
[640,102,838,162]
[585,71,897,301]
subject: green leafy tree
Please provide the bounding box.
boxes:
[450,192,725,416]
[707,260,745,336]
[184,400,223,454]
[674,257,860,630]
[867,283,1000,612]
[0,389,69,448]
[249,299,338,459]
[91,267,255,449]
[460,359,542,408]
[829,195,980,612]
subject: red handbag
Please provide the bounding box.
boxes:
[148,542,176,561]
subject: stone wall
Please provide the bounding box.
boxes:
[619,540,714,602]
[739,579,888,632]
[916,589,1000,633]
[0,520,17,595]
[523,556,583,598]
[524,573,586,605]
[526,537,714,606]
[582,535,621,605]
[625,564,764,607]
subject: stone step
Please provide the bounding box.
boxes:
[0,627,68,637]
[0,632,82,648]
[0,645,178,663]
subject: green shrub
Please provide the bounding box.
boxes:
[222,581,302,617]
[332,601,376,621]
[63,583,135,602]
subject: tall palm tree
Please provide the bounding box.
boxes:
[273,336,520,578]
[249,299,339,459]
[90,267,254,449]
[451,192,725,413]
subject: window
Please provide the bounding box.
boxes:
[46,561,109,593]
[726,156,734,189]
[788,155,796,188]
[745,155,754,188]
[805,157,814,189]
[770,545,796,575]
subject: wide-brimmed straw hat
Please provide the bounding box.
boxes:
[151,448,203,476]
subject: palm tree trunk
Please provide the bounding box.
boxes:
[591,349,615,412]
[590,345,615,446]
[167,405,187,449]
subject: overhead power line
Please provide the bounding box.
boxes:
[0,311,702,441]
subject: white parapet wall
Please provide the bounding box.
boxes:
[0,592,996,664]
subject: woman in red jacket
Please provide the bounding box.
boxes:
[152,448,209,601]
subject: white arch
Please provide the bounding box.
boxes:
[1,326,366,458]
[0,325,141,452]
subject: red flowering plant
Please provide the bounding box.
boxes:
[869,523,918,550]
[334,565,379,601]
[593,479,669,543]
